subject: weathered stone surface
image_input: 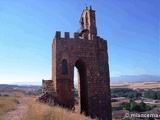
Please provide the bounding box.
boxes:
[39,6,112,120]
[42,80,54,94]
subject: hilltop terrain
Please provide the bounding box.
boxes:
[0,84,92,120]
[1,81,160,120]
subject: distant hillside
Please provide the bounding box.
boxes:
[12,82,42,86]
[0,84,42,96]
[0,84,41,90]
[7,74,160,85]
[110,74,160,83]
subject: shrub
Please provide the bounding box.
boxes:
[120,101,157,112]
[144,90,157,99]
[3,94,9,97]
[111,88,142,98]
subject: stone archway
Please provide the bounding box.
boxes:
[75,59,88,115]
[40,6,112,120]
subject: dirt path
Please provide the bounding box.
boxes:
[2,97,33,120]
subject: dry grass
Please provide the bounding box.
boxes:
[111,82,160,90]
[0,97,19,114]
[23,101,93,120]
[0,91,25,97]
[112,102,120,108]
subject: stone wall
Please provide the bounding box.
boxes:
[50,31,112,119]
[42,80,54,94]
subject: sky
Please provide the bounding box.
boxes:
[0,0,159,84]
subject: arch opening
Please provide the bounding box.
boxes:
[74,59,88,115]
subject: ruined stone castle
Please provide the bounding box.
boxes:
[39,6,112,120]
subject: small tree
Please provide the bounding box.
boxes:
[146,105,152,111]
[144,90,157,99]
[125,102,130,110]
[128,92,134,98]
[120,102,126,109]
[135,92,142,98]
[156,91,160,100]
[130,101,137,111]
[139,101,146,112]
[151,105,157,109]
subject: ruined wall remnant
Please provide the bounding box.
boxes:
[39,6,112,120]
[42,80,54,94]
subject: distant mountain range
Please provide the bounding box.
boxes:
[11,82,42,86]
[110,74,160,83]
[0,84,41,89]
[9,75,160,85]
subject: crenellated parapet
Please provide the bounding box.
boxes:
[74,32,79,39]
[54,31,77,40]
[55,31,61,38]
[54,31,99,41]
[54,31,108,52]
[55,31,80,39]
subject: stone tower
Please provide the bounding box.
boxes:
[40,6,112,120]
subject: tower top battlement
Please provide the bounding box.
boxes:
[54,31,81,39]
[54,31,106,44]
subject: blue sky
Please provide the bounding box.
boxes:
[0,0,159,84]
